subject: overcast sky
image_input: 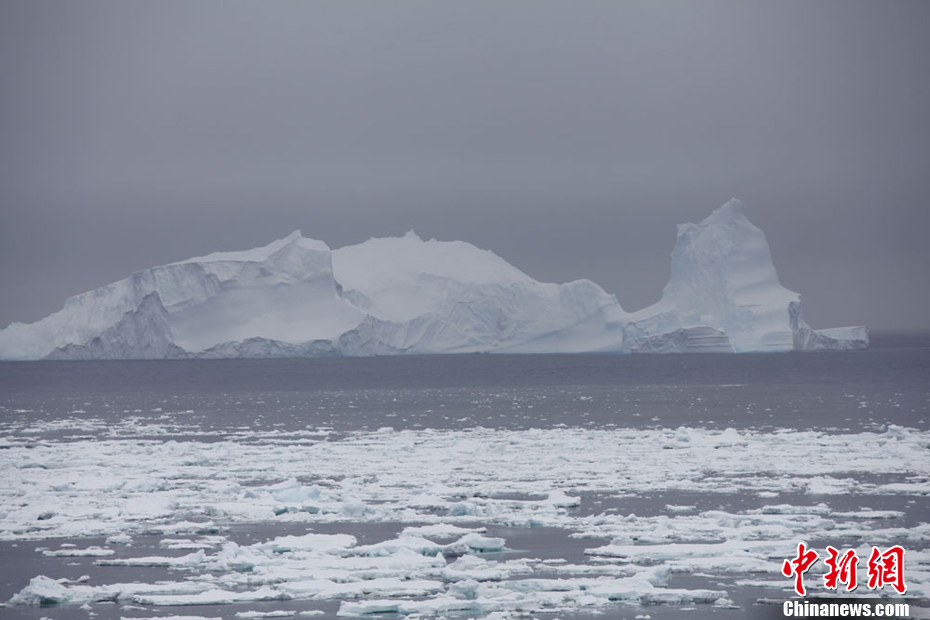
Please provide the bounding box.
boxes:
[1,1,928,330]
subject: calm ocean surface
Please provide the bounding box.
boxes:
[2,334,929,437]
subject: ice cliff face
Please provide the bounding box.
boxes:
[625,199,867,353]
[44,293,186,360]
[0,231,362,360]
[0,200,867,360]
[629,326,734,354]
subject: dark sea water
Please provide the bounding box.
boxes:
[2,334,928,437]
[1,333,928,619]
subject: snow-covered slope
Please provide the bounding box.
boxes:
[332,232,625,355]
[0,200,867,359]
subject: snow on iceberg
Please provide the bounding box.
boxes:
[332,231,624,355]
[0,200,867,359]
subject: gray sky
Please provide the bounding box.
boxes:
[1,1,928,330]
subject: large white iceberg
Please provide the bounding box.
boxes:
[0,199,867,359]
[624,199,868,353]
[332,231,625,355]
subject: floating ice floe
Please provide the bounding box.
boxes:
[40,545,115,557]
[3,423,928,615]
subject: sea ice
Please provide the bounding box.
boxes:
[4,422,927,614]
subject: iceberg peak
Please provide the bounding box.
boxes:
[402,230,422,241]
[702,198,747,225]
[174,230,329,266]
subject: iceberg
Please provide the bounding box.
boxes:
[0,199,867,359]
[624,199,868,353]
[629,325,734,354]
[332,231,625,355]
[0,231,363,360]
